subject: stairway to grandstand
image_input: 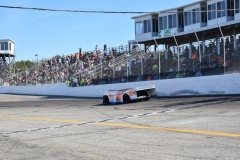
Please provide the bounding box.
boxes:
[226,61,240,74]
[91,47,143,80]
[202,67,224,76]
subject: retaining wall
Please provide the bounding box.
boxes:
[0,74,239,97]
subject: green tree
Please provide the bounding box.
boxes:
[15,60,35,72]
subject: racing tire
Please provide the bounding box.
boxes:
[145,97,150,101]
[103,95,110,105]
[123,94,130,104]
[137,90,150,101]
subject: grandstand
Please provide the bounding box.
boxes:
[1,0,240,88]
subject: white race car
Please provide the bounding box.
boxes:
[102,85,156,104]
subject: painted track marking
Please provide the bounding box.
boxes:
[1,113,240,138]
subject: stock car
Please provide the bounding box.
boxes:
[102,85,156,104]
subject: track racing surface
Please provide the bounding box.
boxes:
[0,94,240,160]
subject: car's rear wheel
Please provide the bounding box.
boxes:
[103,95,109,104]
[137,90,150,101]
[144,96,150,101]
[123,94,130,104]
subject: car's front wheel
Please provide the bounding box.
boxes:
[123,94,130,104]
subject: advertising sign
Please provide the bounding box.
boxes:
[158,28,178,38]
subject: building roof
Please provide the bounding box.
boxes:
[0,39,15,43]
[131,0,207,19]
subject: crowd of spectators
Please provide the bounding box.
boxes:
[1,36,240,87]
[0,44,128,86]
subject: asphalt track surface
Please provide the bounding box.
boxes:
[0,94,240,160]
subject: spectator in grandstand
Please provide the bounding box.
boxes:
[218,55,224,67]
[132,43,138,50]
[95,45,100,53]
[147,75,152,81]
[192,52,198,60]
[152,63,158,73]
[136,74,143,81]
[121,76,126,83]
[153,72,159,80]
[171,56,177,70]
[182,46,189,58]
[211,44,218,55]
[104,44,107,52]
[211,54,218,68]
[232,48,240,59]
[237,37,240,49]
[225,37,231,49]
[175,72,182,78]
[195,67,202,77]
[179,53,185,66]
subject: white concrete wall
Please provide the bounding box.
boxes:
[184,23,201,32]
[208,16,226,26]
[235,12,240,20]
[1,74,240,97]
[135,32,153,42]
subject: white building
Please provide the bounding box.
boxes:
[129,0,239,45]
[0,39,15,57]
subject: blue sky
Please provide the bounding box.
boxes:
[0,0,197,61]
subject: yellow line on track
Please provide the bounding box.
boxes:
[0,99,22,102]
[1,113,240,137]
[96,122,240,138]
[0,114,84,124]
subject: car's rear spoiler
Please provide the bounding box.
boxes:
[135,85,157,97]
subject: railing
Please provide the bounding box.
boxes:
[167,72,177,79]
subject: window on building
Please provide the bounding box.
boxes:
[159,17,163,30]
[135,21,143,35]
[143,19,151,33]
[222,1,226,16]
[144,20,148,33]
[187,10,192,25]
[184,12,188,26]
[217,2,222,17]
[227,0,234,16]
[235,0,239,13]
[178,13,184,27]
[152,19,158,32]
[196,8,200,23]
[159,16,167,30]
[208,4,212,20]
[184,10,192,26]
[168,14,177,28]
[168,15,173,28]
[147,19,151,32]
[173,14,177,28]
[201,7,207,22]
[193,9,196,24]
[5,42,8,50]
[217,1,226,18]
[212,3,216,19]
[0,42,8,50]
[163,16,167,29]
[192,8,200,24]
[208,2,225,20]
[9,43,11,51]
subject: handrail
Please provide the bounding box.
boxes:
[193,59,200,72]
[167,71,177,79]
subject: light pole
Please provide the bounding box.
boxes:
[17,68,20,86]
[35,54,38,85]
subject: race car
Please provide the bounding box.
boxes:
[102,85,156,104]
